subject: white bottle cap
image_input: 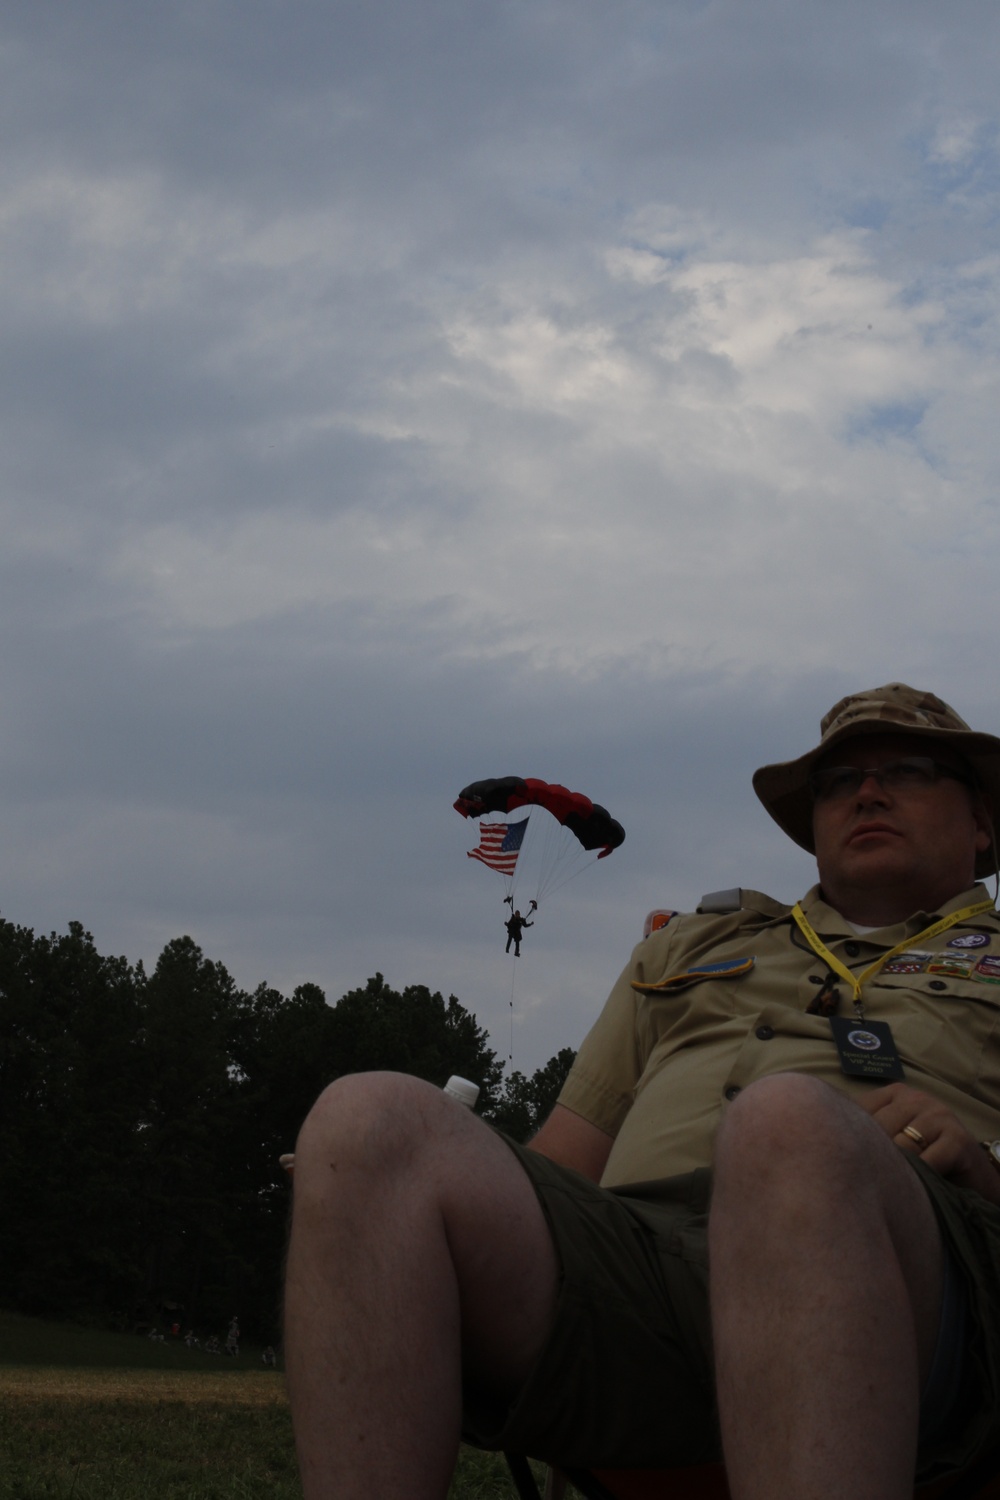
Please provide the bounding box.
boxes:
[443,1075,480,1109]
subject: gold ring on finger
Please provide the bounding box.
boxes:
[901,1124,926,1148]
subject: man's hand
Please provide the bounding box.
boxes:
[860,1082,1000,1205]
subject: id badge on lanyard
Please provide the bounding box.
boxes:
[791,898,994,1082]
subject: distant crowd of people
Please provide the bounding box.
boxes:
[142,1315,277,1367]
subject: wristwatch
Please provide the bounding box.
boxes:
[980,1140,1000,1174]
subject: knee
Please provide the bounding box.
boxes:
[714,1073,868,1191]
[295,1071,444,1180]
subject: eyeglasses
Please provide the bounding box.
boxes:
[808,757,974,802]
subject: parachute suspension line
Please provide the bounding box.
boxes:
[511,808,575,909]
[529,852,601,903]
[532,825,588,902]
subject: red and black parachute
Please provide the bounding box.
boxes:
[454,776,624,911]
[454,777,624,857]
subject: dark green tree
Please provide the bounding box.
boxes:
[0,918,145,1321]
[219,980,343,1334]
[134,936,245,1331]
[228,980,341,1170]
[326,973,505,1103]
[0,913,576,1340]
[222,973,509,1336]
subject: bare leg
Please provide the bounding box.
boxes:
[284,1071,559,1500]
[710,1074,944,1500]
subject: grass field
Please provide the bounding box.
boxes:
[0,1311,537,1498]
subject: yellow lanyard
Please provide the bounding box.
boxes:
[791,899,995,1018]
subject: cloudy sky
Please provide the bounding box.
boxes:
[2,0,999,1073]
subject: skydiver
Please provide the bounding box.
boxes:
[504,908,533,957]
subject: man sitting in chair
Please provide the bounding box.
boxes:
[285,683,1000,1500]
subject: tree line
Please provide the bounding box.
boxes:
[0,916,575,1340]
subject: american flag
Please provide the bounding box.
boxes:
[467,818,529,875]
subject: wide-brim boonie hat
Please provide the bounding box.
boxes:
[752,682,1000,879]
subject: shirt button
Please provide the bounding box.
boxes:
[845,941,861,957]
[724,1085,741,1101]
[755,1025,775,1040]
[929,980,947,991]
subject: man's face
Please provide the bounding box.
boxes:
[811,734,992,917]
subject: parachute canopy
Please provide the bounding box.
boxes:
[454,776,625,858]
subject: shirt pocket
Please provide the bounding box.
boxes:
[868,972,999,1084]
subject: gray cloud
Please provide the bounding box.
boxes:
[0,1,998,1074]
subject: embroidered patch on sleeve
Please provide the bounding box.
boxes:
[632,956,756,994]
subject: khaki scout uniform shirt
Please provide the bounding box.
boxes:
[558,884,1000,1188]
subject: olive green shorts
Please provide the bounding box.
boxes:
[461,1140,1000,1484]
[461,1147,718,1470]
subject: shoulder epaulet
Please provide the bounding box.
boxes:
[696,888,791,919]
[644,889,787,937]
[697,888,744,914]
